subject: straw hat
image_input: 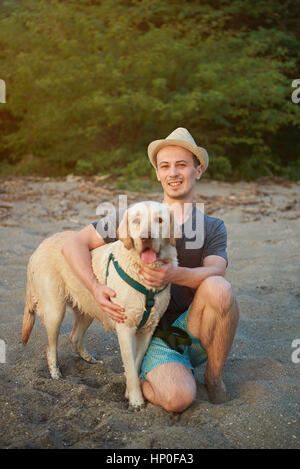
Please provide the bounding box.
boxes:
[147,127,209,171]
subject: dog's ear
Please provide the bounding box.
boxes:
[117,210,133,250]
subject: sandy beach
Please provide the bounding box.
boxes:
[0,175,299,449]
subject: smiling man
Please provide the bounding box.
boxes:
[61,127,239,412]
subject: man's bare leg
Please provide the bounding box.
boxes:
[141,362,196,413]
[187,276,239,403]
[141,276,238,410]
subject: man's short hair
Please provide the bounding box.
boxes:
[192,154,201,168]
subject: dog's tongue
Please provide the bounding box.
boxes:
[141,249,157,264]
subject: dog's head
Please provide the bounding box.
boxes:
[117,201,180,263]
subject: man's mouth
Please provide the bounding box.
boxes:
[168,180,183,188]
[140,247,158,264]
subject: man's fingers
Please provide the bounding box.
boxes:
[103,298,125,313]
[140,265,167,278]
[93,285,126,322]
[102,303,127,322]
[139,265,155,275]
[141,274,156,285]
[141,274,161,287]
[101,296,127,321]
[141,269,163,285]
[102,289,125,312]
[102,285,116,297]
[104,308,126,323]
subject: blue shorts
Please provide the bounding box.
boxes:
[140,308,207,379]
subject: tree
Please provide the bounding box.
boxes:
[0,0,299,179]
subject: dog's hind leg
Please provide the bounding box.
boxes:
[69,307,99,363]
[41,298,66,380]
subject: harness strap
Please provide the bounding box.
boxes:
[153,318,192,354]
[105,252,168,329]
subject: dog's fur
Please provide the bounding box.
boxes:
[22,201,178,407]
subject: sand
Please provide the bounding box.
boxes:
[0,175,299,449]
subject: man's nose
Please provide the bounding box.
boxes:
[168,165,179,177]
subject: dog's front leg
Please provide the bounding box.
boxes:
[135,328,154,374]
[115,323,144,408]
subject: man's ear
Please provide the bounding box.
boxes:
[155,167,161,182]
[196,164,204,180]
[117,210,133,250]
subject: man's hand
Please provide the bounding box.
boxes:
[140,255,227,290]
[139,259,177,288]
[92,284,127,323]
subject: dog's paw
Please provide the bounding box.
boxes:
[81,352,102,364]
[49,367,62,380]
[128,401,146,412]
[127,389,145,410]
[75,347,102,364]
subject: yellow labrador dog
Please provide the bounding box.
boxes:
[22,201,178,408]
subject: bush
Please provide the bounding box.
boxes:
[0,0,299,180]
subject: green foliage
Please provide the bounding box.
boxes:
[207,155,232,181]
[0,0,299,180]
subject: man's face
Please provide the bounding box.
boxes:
[155,145,203,200]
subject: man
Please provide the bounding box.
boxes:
[61,127,239,412]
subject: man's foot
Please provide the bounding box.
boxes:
[205,374,230,404]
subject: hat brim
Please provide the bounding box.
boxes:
[148,139,209,171]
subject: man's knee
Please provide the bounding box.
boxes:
[143,364,197,413]
[197,276,234,316]
[163,386,196,413]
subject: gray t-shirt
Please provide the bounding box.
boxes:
[92,205,227,324]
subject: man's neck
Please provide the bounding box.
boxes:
[162,193,194,225]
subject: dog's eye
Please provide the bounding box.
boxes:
[132,218,140,224]
[155,217,163,224]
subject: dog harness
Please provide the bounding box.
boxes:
[153,317,192,355]
[105,252,168,329]
[105,253,192,352]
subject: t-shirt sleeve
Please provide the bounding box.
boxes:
[91,208,125,243]
[203,218,228,266]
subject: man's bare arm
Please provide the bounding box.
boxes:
[172,255,226,289]
[140,255,226,289]
[61,225,104,294]
[61,225,126,322]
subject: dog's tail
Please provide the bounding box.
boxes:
[22,263,36,345]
